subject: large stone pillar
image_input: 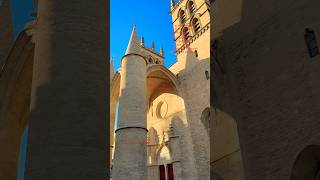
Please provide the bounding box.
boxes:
[24,0,108,179]
[0,0,13,66]
[112,26,148,180]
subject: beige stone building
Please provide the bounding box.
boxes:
[110,0,216,179]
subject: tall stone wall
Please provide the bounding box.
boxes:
[170,49,210,179]
[213,0,320,179]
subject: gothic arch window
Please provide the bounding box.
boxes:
[179,9,186,23]
[158,145,172,165]
[188,1,196,15]
[148,57,153,63]
[192,18,201,33]
[182,26,191,41]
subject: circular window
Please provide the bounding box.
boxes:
[156,101,168,119]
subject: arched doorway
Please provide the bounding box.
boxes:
[156,145,174,180]
[290,145,320,180]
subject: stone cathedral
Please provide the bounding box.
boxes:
[1,0,320,179]
[110,0,213,179]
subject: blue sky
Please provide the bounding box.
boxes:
[12,0,177,179]
[111,0,177,70]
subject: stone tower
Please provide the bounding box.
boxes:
[170,0,210,60]
[0,0,13,66]
[112,26,148,180]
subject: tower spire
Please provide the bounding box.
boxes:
[160,47,164,56]
[125,25,140,55]
[141,36,145,47]
[150,41,155,51]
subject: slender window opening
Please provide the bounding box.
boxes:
[188,1,196,15]
[205,70,210,80]
[182,27,191,41]
[195,50,198,57]
[179,10,186,23]
[192,18,201,33]
[305,28,319,58]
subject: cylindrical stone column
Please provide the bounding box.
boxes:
[24,0,108,179]
[0,0,13,66]
[112,52,147,179]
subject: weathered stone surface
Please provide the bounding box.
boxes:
[213,0,320,180]
[24,0,109,179]
[112,27,148,179]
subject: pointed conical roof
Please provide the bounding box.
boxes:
[125,25,141,55]
[160,47,164,56]
[150,41,155,50]
[141,36,145,46]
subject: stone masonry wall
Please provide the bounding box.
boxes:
[213,0,320,179]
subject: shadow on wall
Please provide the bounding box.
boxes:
[210,25,245,179]
[176,46,211,179]
[24,1,109,179]
[148,127,160,164]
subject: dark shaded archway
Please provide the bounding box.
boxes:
[290,145,320,180]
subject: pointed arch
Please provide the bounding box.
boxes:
[147,65,180,92]
[182,26,191,41]
[178,9,186,23]
[187,0,196,15]
[192,17,201,33]
[157,144,172,165]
